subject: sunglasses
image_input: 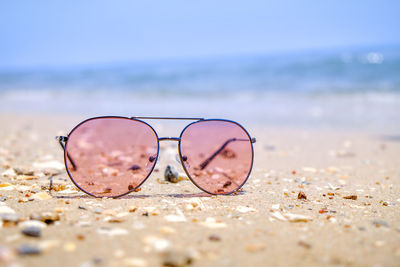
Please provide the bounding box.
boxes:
[56,116,256,198]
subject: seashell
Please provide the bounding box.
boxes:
[97,227,129,236]
[283,213,312,222]
[1,169,16,178]
[199,217,226,229]
[33,192,52,200]
[32,161,64,171]
[164,209,186,222]
[236,206,257,213]
[143,236,171,253]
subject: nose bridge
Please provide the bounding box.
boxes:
[158,137,181,142]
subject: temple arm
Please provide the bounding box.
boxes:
[55,136,77,170]
[199,137,256,170]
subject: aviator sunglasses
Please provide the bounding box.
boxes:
[56,116,256,198]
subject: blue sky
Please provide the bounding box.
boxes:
[0,0,399,69]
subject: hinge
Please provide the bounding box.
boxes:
[56,136,68,142]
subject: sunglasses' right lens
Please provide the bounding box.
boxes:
[179,120,253,194]
[65,117,158,197]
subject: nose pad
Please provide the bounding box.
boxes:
[175,154,188,163]
[175,154,182,164]
[143,155,157,171]
[178,155,190,168]
[149,155,156,163]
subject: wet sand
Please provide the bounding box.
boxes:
[1,113,400,266]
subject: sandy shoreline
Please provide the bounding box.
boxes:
[1,113,399,266]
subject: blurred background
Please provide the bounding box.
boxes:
[0,0,399,133]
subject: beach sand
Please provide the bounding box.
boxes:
[0,113,399,266]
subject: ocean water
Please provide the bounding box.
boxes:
[0,46,399,132]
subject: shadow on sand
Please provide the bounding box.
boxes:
[52,190,245,199]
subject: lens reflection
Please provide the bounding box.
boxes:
[65,117,158,197]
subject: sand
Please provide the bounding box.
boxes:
[0,113,399,267]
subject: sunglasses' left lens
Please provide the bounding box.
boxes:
[65,117,158,197]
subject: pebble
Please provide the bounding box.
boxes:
[19,220,47,229]
[382,201,394,206]
[143,236,172,253]
[18,244,42,255]
[160,226,176,235]
[38,240,60,252]
[284,212,312,222]
[122,257,148,267]
[372,219,389,228]
[33,191,52,200]
[143,207,160,216]
[0,213,20,224]
[30,212,60,224]
[328,183,340,190]
[97,227,129,236]
[128,206,138,213]
[245,243,265,252]
[208,234,221,241]
[132,221,146,230]
[22,226,42,237]
[13,167,34,176]
[32,160,64,171]
[236,206,257,213]
[0,205,15,214]
[374,240,386,247]
[104,216,125,223]
[271,204,280,210]
[164,165,179,183]
[0,183,14,192]
[1,169,16,178]
[302,167,317,173]
[64,242,76,252]
[164,209,187,222]
[298,241,312,249]
[343,195,357,200]
[0,245,15,262]
[297,191,307,200]
[93,208,103,214]
[270,211,287,221]
[199,217,227,229]
[183,198,205,211]
[162,250,193,267]
[92,257,104,265]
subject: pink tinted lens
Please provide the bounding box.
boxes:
[65,118,158,197]
[180,120,253,194]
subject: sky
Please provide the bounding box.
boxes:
[0,0,399,69]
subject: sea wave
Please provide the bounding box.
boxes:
[0,46,399,96]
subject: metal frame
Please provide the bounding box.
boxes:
[56,116,256,198]
[132,116,204,121]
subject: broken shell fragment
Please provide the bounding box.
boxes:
[343,195,357,200]
[199,217,227,228]
[284,213,312,222]
[236,206,257,213]
[297,191,307,200]
[162,250,193,267]
[97,227,129,236]
[30,212,60,224]
[33,191,52,200]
